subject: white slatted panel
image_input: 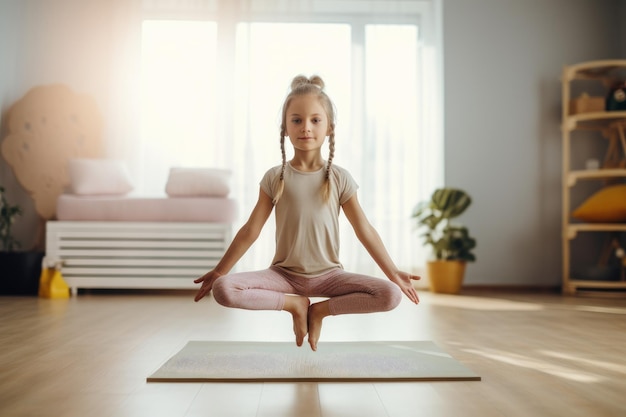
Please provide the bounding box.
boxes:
[45,221,232,294]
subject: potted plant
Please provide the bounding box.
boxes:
[412,188,477,294]
[0,185,44,295]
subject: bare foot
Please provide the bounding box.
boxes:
[283,295,310,347]
[307,301,331,351]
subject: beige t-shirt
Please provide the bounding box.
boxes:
[260,162,358,277]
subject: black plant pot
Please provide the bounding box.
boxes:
[0,251,45,295]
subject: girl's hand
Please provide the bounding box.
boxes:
[193,270,223,302]
[390,271,421,304]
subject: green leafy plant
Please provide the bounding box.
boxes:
[412,188,476,261]
[0,186,23,252]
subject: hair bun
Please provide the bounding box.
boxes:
[291,75,325,91]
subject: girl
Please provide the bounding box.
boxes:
[194,75,420,351]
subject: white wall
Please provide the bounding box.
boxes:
[443,0,620,286]
[0,1,20,113]
[0,1,41,249]
[0,0,21,138]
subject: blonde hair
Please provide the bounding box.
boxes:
[273,75,336,204]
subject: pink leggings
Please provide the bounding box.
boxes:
[212,266,402,316]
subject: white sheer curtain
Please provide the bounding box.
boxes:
[110,0,443,276]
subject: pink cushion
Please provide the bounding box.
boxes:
[165,167,231,197]
[68,159,133,195]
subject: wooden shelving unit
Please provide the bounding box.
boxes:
[561,60,626,295]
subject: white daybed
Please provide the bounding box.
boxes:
[45,195,237,295]
[44,164,237,295]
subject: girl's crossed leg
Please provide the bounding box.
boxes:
[211,267,402,350]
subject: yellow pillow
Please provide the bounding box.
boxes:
[572,184,626,222]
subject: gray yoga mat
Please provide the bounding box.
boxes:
[147,341,481,382]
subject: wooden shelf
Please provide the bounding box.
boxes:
[566,223,626,240]
[562,60,626,296]
[567,168,626,186]
[563,59,626,81]
[563,111,626,130]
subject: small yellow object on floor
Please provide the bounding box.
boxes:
[38,267,70,299]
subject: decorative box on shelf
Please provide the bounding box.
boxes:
[569,93,605,114]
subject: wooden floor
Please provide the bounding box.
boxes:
[1,288,625,417]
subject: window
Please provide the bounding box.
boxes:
[139,2,441,274]
[140,20,218,193]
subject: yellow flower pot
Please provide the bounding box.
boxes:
[427,260,466,294]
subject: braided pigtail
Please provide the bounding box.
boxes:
[322,129,335,202]
[273,129,287,205]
